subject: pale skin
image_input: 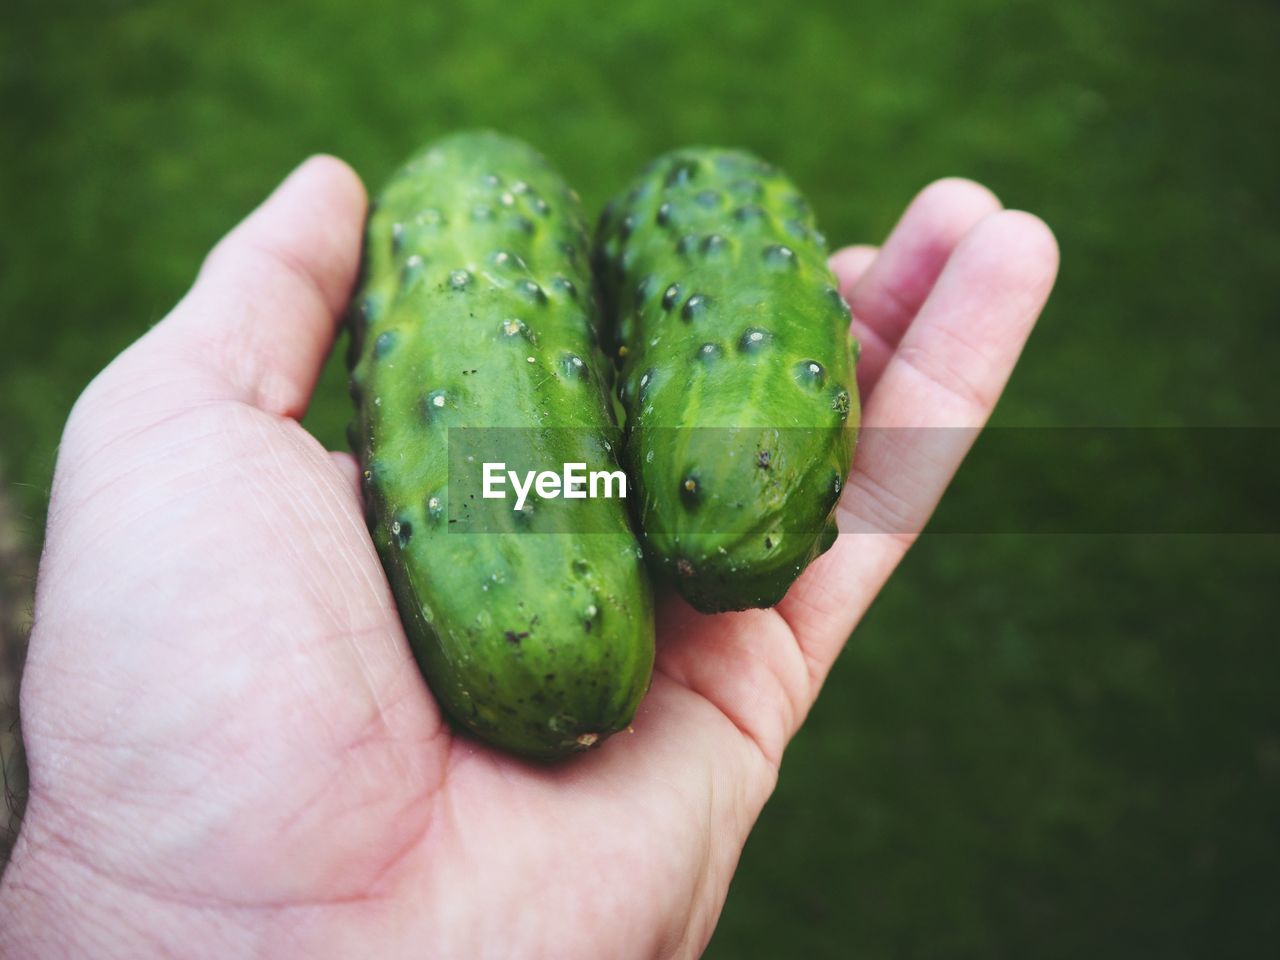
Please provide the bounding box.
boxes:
[0,158,1057,959]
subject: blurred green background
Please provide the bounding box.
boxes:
[2,0,1277,955]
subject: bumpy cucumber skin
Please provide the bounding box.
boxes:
[349,132,654,759]
[595,148,859,613]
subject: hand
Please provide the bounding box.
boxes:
[0,158,1057,959]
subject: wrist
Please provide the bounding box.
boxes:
[0,802,248,959]
[1,808,88,957]
[0,797,367,959]
[0,804,134,958]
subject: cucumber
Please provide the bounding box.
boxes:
[595,148,859,612]
[349,132,654,759]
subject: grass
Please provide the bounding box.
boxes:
[2,0,1277,954]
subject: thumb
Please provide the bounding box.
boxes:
[138,155,367,419]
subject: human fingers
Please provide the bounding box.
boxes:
[843,178,1003,394]
[148,155,367,419]
[777,209,1059,691]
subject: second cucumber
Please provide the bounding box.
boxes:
[596,148,860,612]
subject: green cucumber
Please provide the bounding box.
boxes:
[596,147,859,612]
[349,131,654,759]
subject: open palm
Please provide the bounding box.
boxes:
[0,158,1056,959]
